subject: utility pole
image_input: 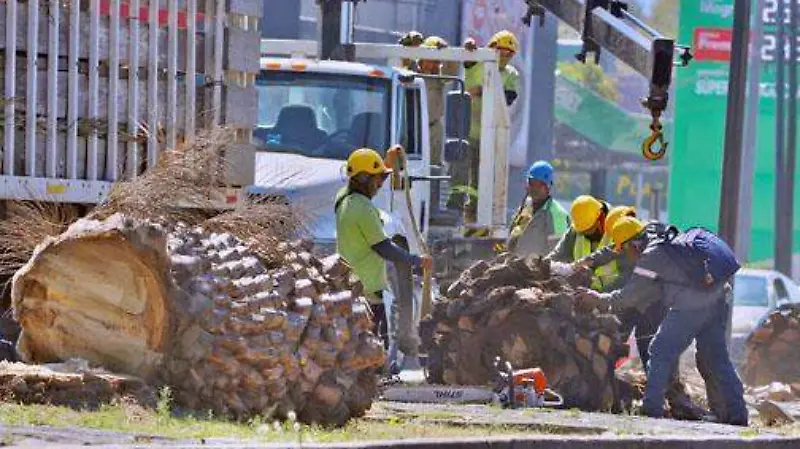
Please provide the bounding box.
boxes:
[775,0,790,276]
[718,0,751,253]
[718,0,751,343]
[787,0,799,277]
[737,0,764,262]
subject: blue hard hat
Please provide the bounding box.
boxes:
[527,161,554,186]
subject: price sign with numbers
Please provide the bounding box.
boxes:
[760,0,800,62]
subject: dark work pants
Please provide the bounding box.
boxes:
[371,291,388,350]
[619,301,667,367]
[645,300,747,424]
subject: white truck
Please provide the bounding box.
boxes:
[250,39,512,258]
[248,40,515,357]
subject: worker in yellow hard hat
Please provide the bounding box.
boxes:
[448,30,521,223]
[576,217,748,425]
[411,38,456,163]
[546,195,619,291]
[569,206,705,420]
[414,36,459,219]
[335,147,432,354]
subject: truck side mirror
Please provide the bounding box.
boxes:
[445,90,471,140]
[444,139,469,163]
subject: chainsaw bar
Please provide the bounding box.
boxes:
[381,385,497,404]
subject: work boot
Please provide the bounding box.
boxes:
[667,392,707,421]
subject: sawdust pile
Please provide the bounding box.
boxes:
[0,202,81,278]
[11,215,383,425]
[422,253,627,411]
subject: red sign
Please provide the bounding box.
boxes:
[99,1,206,30]
[694,28,732,62]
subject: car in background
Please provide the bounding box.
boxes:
[731,268,800,336]
[676,269,800,370]
[724,268,800,366]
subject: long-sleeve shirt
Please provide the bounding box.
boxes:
[547,227,607,263]
[576,221,671,292]
[507,196,570,258]
[600,240,728,315]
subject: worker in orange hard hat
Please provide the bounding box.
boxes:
[448,30,521,224]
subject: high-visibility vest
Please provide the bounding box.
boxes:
[572,232,619,291]
[509,198,570,239]
[548,199,570,236]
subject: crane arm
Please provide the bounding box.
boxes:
[523,0,692,160]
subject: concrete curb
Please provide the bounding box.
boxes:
[41,434,800,449]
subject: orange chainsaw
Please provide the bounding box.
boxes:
[381,357,564,409]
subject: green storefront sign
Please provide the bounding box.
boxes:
[670,0,800,262]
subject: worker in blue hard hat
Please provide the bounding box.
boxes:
[505,161,570,257]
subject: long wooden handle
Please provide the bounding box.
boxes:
[402,183,432,318]
[393,146,433,320]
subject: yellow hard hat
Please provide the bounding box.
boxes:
[346,148,392,178]
[422,36,449,49]
[488,30,519,53]
[570,195,604,233]
[611,216,647,251]
[605,206,637,237]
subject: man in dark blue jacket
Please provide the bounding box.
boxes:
[577,217,748,425]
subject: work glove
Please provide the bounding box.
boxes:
[550,261,575,277]
[574,287,611,313]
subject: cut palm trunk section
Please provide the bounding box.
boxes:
[11,214,384,425]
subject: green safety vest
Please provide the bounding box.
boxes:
[548,199,570,236]
[572,232,619,291]
[508,197,570,242]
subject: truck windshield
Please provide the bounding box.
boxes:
[255,71,391,160]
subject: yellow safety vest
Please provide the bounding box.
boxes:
[572,232,619,291]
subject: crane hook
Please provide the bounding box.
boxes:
[642,120,668,161]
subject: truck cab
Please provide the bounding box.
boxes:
[249,40,509,257]
[247,57,432,257]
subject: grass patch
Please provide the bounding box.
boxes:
[738,428,760,438]
[0,402,532,443]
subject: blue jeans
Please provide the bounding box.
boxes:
[645,299,747,424]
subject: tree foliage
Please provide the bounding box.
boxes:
[557,61,620,102]
[646,0,680,37]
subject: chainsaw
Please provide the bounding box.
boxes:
[381,356,564,409]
